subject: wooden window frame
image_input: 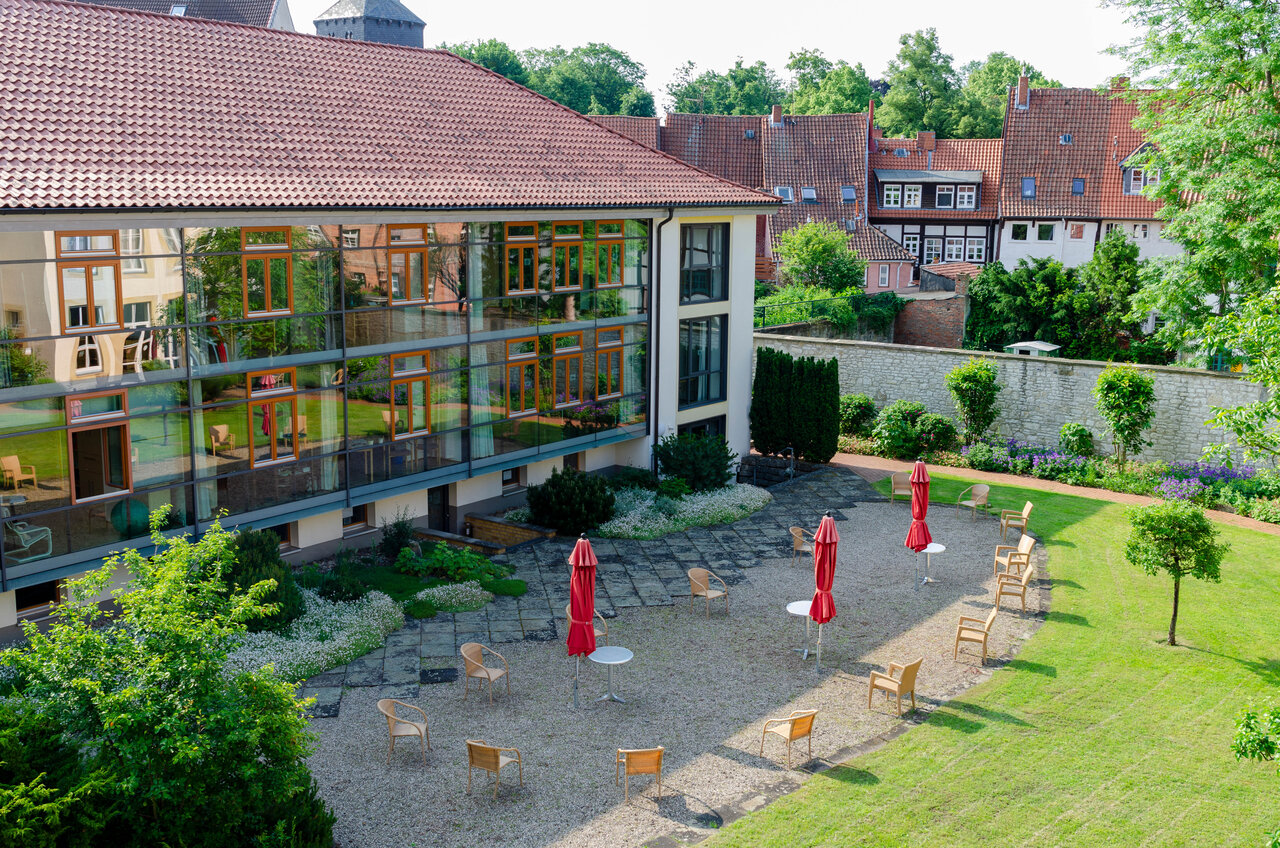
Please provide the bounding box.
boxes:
[55,230,119,258]
[902,185,922,209]
[595,327,624,400]
[388,225,429,304]
[66,389,128,425]
[67,419,133,504]
[595,220,625,288]
[57,230,124,335]
[965,238,986,263]
[901,233,921,256]
[247,366,297,397]
[882,185,902,208]
[248,396,299,468]
[551,331,583,409]
[944,237,965,262]
[504,222,539,295]
[389,350,431,439]
[505,336,539,417]
[241,227,294,317]
[550,221,583,293]
[935,186,955,209]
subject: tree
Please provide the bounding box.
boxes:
[666,58,787,115]
[955,53,1061,137]
[963,257,1077,351]
[441,38,528,86]
[521,43,655,116]
[945,358,1002,444]
[1093,363,1157,463]
[773,221,866,289]
[791,61,880,115]
[1068,228,1143,360]
[1124,500,1228,646]
[0,509,330,847]
[1231,703,1280,848]
[875,29,963,137]
[1201,287,1280,462]
[786,48,833,92]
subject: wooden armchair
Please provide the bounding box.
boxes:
[375,698,430,765]
[208,425,235,457]
[466,739,522,798]
[288,415,309,449]
[956,484,991,521]
[460,642,510,704]
[382,410,401,435]
[889,472,912,504]
[615,746,663,801]
[954,607,999,664]
[688,567,729,618]
[761,709,818,768]
[1000,501,1034,540]
[994,534,1036,577]
[1,455,37,490]
[564,603,607,646]
[996,563,1037,612]
[868,657,923,715]
[790,526,814,567]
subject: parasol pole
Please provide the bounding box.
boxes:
[816,622,822,672]
[574,657,580,709]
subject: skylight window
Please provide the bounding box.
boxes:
[1059,133,1074,145]
[893,148,910,158]
[800,186,818,203]
[170,3,187,13]
[1021,177,1036,198]
[774,186,794,203]
[840,185,857,202]
[1072,178,1086,196]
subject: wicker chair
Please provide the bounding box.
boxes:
[868,657,922,715]
[954,607,999,664]
[956,484,991,521]
[466,739,522,798]
[760,709,818,768]
[994,534,1036,577]
[616,747,663,801]
[208,426,235,457]
[688,567,729,618]
[460,642,510,704]
[1000,501,1034,540]
[564,603,608,645]
[889,472,912,504]
[790,526,814,567]
[375,699,430,765]
[996,563,1037,612]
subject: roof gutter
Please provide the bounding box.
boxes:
[651,206,675,475]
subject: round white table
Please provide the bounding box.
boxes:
[919,542,945,587]
[588,645,633,703]
[786,600,813,659]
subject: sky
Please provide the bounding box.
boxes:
[292,0,1141,109]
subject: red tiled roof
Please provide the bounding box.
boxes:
[851,223,915,262]
[661,114,764,190]
[921,261,982,279]
[1000,87,1162,221]
[763,113,869,233]
[868,137,1002,220]
[76,0,283,27]
[587,115,660,150]
[0,0,777,211]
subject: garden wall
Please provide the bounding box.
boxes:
[754,334,1270,464]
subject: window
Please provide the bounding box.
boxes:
[1133,223,1149,240]
[1105,222,1118,235]
[241,227,292,316]
[505,338,538,416]
[679,223,729,303]
[965,238,986,263]
[1059,133,1073,145]
[677,416,726,438]
[944,237,965,262]
[877,265,890,287]
[549,222,583,292]
[74,335,102,374]
[1068,223,1086,240]
[1072,178,1086,196]
[901,233,921,256]
[903,185,922,208]
[774,186,794,203]
[1021,177,1036,198]
[551,332,583,408]
[595,327,623,400]
[882,185,902,208]
[389,351,430,438]
[935,186,955,208]
[122,301,152,372]
[120,228,145,273]
[57,230,122,335]
[262,522,294,549]
[15,581,60,620]
[1037,223,1056,241]
[504,222,538,294]
[893,148,910,157]
[67,391,130,503]
[342,504,369,534]
[5,310,20,329]
[247,367,299,467]
[1146,170,1160,186]
[389,225,428,303]
[1126,168,1144,194]
[923,237,942,264]
[840,185,857,203]
[342,228,360,248]
[169,3,187,13]
[678,315,725,409]
[1011,224,1029,241]
[501,467,524,492]
[957,185,976,209]
[800,186,818,203]
[595,220,625,288]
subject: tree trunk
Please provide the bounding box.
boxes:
[1169,576,1180,646]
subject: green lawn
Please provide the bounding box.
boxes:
[709,473,1279,847]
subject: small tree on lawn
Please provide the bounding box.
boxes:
[1093,363,1156,464]
[945,357,1002,444]
[1232,703,1280,848]
[1124,500,1228,647]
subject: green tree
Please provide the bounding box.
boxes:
[1201,287,1280,462]
[666,58,787,115]
[441,38,528,86]
[0,509,327,847]
[1093,363,1157,463]
[786,48,833,92]
[1124,500,1228,646]
[522,43,655,116]
[791,61,880,115]
[963,257,1077,351]
[945,358,1002,443]
[1231,703,1280,848]
[773,221,866,289]
[1068,228,1142,360]
[955,53,1061,137]
[875,29,963,137]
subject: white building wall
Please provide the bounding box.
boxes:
[998,219,1099,267]
[1102,220,1184,260]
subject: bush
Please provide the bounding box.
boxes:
[393,546,428,577]
[656,477,692,499]
[945,358,1001,443]
[526,467,615,535]
[750,348,840,461]
[750,347,792,455]
[1094,364,1157,463]
[403,599,437,619]
[1059,422,1095,456]
[377,508,417,564]
[413,581,493,613]
[254,777,335,848]
[480,577,528,597]
[872,400,928,459]
[609,466,658,490]
[916,413,958,454]
[396,541,508,584]
[838,393,877,436]
[317,563,367,602]
[226,529,306,633]
[655,432,737,492]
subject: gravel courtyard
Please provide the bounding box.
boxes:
[308,495,1048,848]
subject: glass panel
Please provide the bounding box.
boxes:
[190,314,340,373]
[70,424,129,500]
[58,233,115,255]
[69,392,124,420]
[0,429,71,515]
[392,352,429,374]
[245,228,289,248]
[90,265,118,326]
[62,267,88,327]
[195,460,342,521]
[245,257,267,313]
[409,380,428,433]
[251,369,294,395]
[268,257,290,312]
[130,413,190,488]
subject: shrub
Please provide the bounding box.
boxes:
[1237,497,1280,523]
[393,546,428,577]
[945,358,1002,443]
[872,400,928,459]
[254,777,335,848]
[1059,422,1095,456]
[750,347,792,455]
[399,541,508,584]
[610,466,658,490]
[961,441,1004,472]
[838,393,877,436]
[656,477,692,499]
[414,581,493,612]
[480,577,528,597]
[404,599,437,619]
[916,413,958,454]
[1155,476,1213,504]
[377,508,417,564]
[526,467,616,535]
[228,529,305,633]
[596,484,774,539]
[1094,364,1157,463]
[654,432,737,492]
[791,355,840,462]
[317,563,367,602]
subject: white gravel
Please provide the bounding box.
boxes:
[308,502,1045,848]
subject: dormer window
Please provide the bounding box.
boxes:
[902,185,922,208]
[170,3,187,13]
[882,184,902,208]
[774,186,794,203]
[800,186,818,203]
[840,185,857,203]
[935,186,954,209]
[894,148,910,158]
[957,185,976,209]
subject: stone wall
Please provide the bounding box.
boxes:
[464,515,556,548]
[754,334,1270,463]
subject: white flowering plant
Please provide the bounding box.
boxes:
[413,580,493,612]
[225,588,404,683]
[596,484,773,540]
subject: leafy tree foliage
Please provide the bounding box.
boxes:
[1071,229,1143,360]
[945,358,1002,443]
[874,29,963,137]
[1231,702,1280,848]
[773,221,866,289]
[666,58,787,115]
[955,52,1061,137]
[1093,364,1157,463]
[227,527,305,633]
[750,347,839,462]
[522,43,655,116]
[963,257,1076,351]
[1124,500,1228,646]
[441,38,529,86]
[788,49,881,115]
[1201,287,1280,462]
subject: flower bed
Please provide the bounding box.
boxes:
[225,589,404,683]
[412,580,493,612]
[595,484,773,540]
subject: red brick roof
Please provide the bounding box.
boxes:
[587,115,660,150]
[0,0,777,211]
[921,261,982,280]
[1000,86,1162,221]
[661,114,765,190]
[868,137,1002,220]
[851,224,915,263]
[77,0,283,27]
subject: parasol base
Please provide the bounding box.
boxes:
[595,692,626,703]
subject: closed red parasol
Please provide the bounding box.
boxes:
[904,460,933,553]
[567,534,598,707]
[810,511,839,671]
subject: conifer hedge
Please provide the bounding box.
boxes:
[750,347,839,462]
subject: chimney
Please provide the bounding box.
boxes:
[871,127,884,139]
[1015,73,1030,110]
[770,104,783,126]
[1112,76,1130,90]
[917,131,936,152]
